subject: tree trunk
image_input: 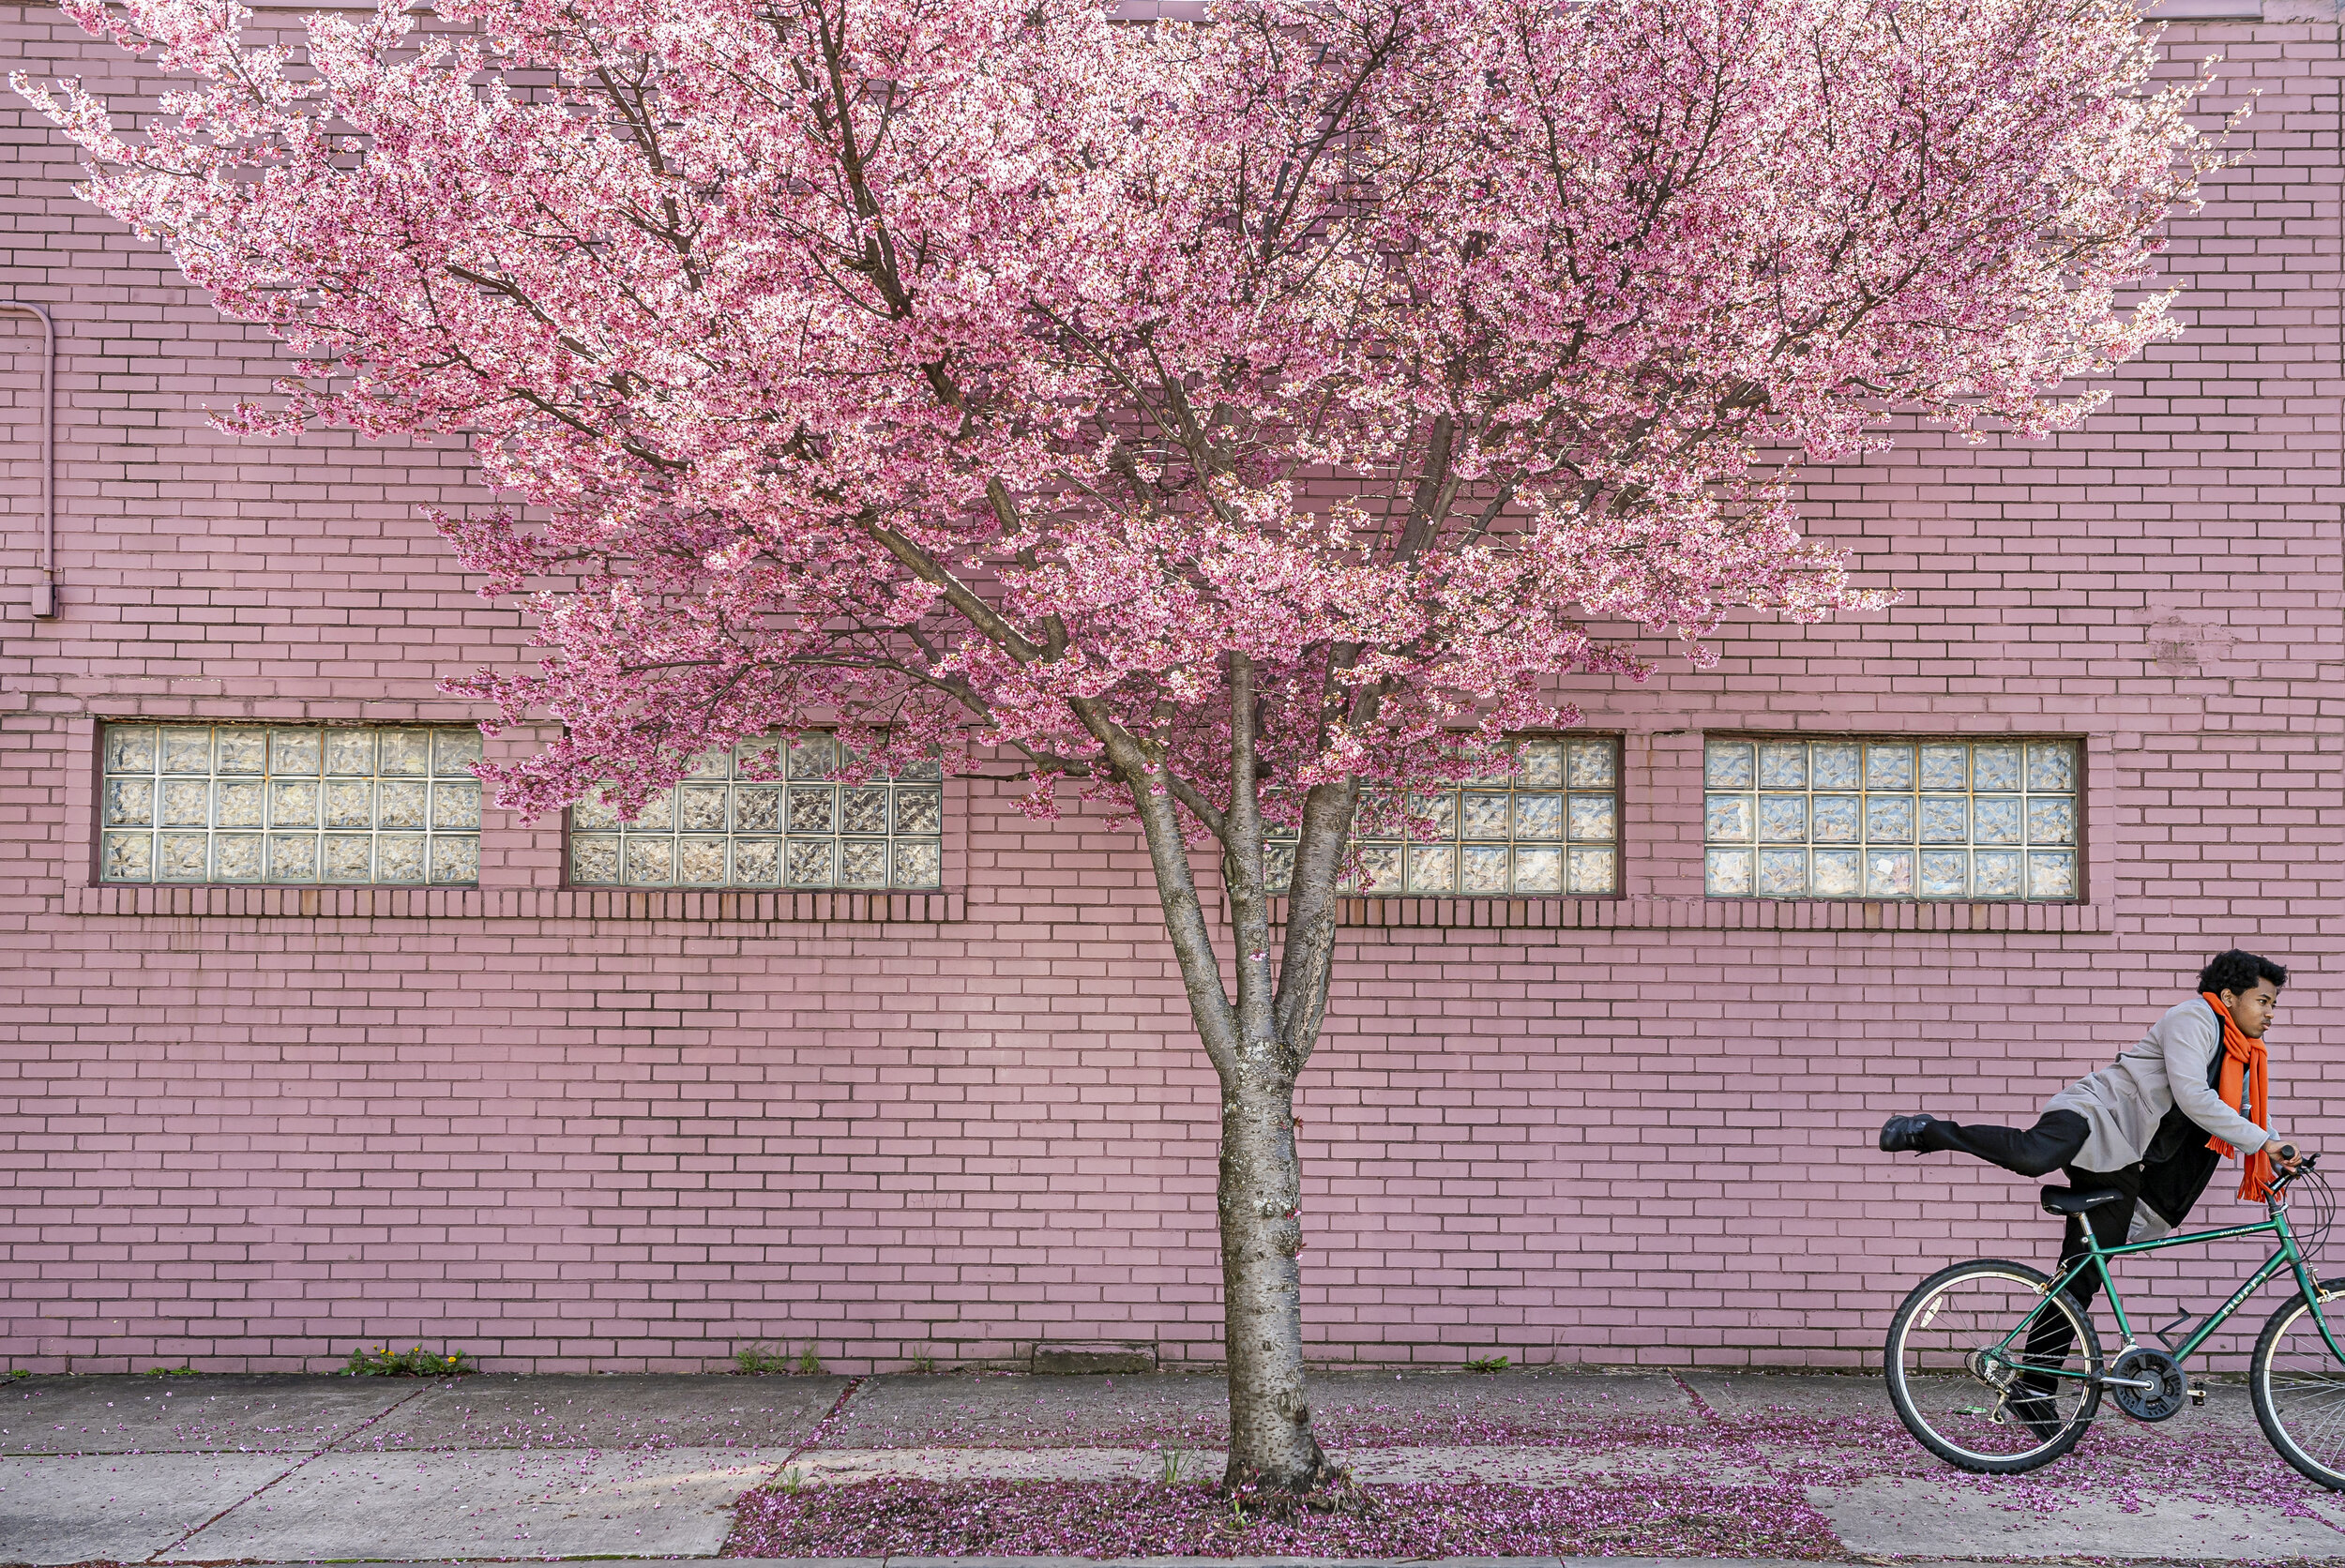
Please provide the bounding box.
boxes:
[1094,668,1351,1498]
[1218,1058,1326,1492]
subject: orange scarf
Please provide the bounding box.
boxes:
[2202,991,2275,1202]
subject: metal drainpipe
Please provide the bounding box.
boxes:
[0,300,57,619]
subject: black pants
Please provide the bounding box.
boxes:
[1922,1108,2091,1179]
[1925,1106,2222,1253]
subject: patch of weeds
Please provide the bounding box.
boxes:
[909,1350,937,1374]
[2,1369,28,1381]
[1158,1447,1188,1485]
[737,1341,825,1375]
[779,1466,807,1495]
[341,1344,476,1377]
[737,1342,797,1375]
[145,1364,197,1378]
[1465,1354,1510,1373]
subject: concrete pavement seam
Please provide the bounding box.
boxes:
[139,1380,436,1563]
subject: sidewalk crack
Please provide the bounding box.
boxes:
[778,1374,866,1472]
[141,1381,435,1563]
[1671,1373,1780,1477]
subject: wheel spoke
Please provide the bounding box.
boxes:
[2255,1293,2345,1489]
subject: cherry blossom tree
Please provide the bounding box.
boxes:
[25,0,2211,1494]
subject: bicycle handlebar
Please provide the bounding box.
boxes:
[2269,1151,2320,1199]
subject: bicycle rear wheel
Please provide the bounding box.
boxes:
[1885,1259,2101,1473]
[2250,1279,2345,1490]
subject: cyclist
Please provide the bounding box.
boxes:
[1879,948,2297,1222]
[1880,948,2301,1427]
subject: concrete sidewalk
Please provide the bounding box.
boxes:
[4,1368,2342,1564]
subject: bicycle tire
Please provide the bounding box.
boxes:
[2250,1278,2345,1490]
[1885,1258,2102,1473]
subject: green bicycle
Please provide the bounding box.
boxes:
[1885,1153,2345,1483]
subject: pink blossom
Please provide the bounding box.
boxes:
[14,0,2212,829]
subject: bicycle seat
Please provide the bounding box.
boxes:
[2041,1185,2128,1216]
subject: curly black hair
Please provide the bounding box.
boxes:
[2198,949,2288,995]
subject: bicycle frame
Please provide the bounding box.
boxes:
[1991,1199,2345,1382]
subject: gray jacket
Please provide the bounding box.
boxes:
[2047,998,2268,1173]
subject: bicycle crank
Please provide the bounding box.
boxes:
[2107,1347,2188,1421]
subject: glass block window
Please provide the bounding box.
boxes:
[567,731,944,890]
[100,722,483,885]
[1265,735,1621,897]
[1702,736,2080,900]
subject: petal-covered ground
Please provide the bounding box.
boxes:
[726,1370,2345,1557]
[726,1476,1845,1559]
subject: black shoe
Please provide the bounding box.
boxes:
[2007,1382,2067,1442]
[1880,1114,1939,1154]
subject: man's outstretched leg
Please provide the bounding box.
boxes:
[1880,1108,2089,1178]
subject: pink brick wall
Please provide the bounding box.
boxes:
[1,2,2340,1373]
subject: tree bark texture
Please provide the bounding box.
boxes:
[1217,1060,1327,1490]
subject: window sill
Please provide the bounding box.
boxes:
[1302,894,2104,934]
[68,882,2093,934]
[64,882,965,924]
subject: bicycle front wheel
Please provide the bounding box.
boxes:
[2250,1279,2345,1490]
[1885,1259,2102,1473]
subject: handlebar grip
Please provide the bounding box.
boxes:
[2279,1143,2301,1164]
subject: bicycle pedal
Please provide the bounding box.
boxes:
[2191,1384,2206,1408]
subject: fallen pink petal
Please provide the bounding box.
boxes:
[725,1478,1845,1560]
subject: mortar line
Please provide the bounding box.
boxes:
[141,1380,437,1563]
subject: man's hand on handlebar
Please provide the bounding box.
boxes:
[2266,1137,2307,1170]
